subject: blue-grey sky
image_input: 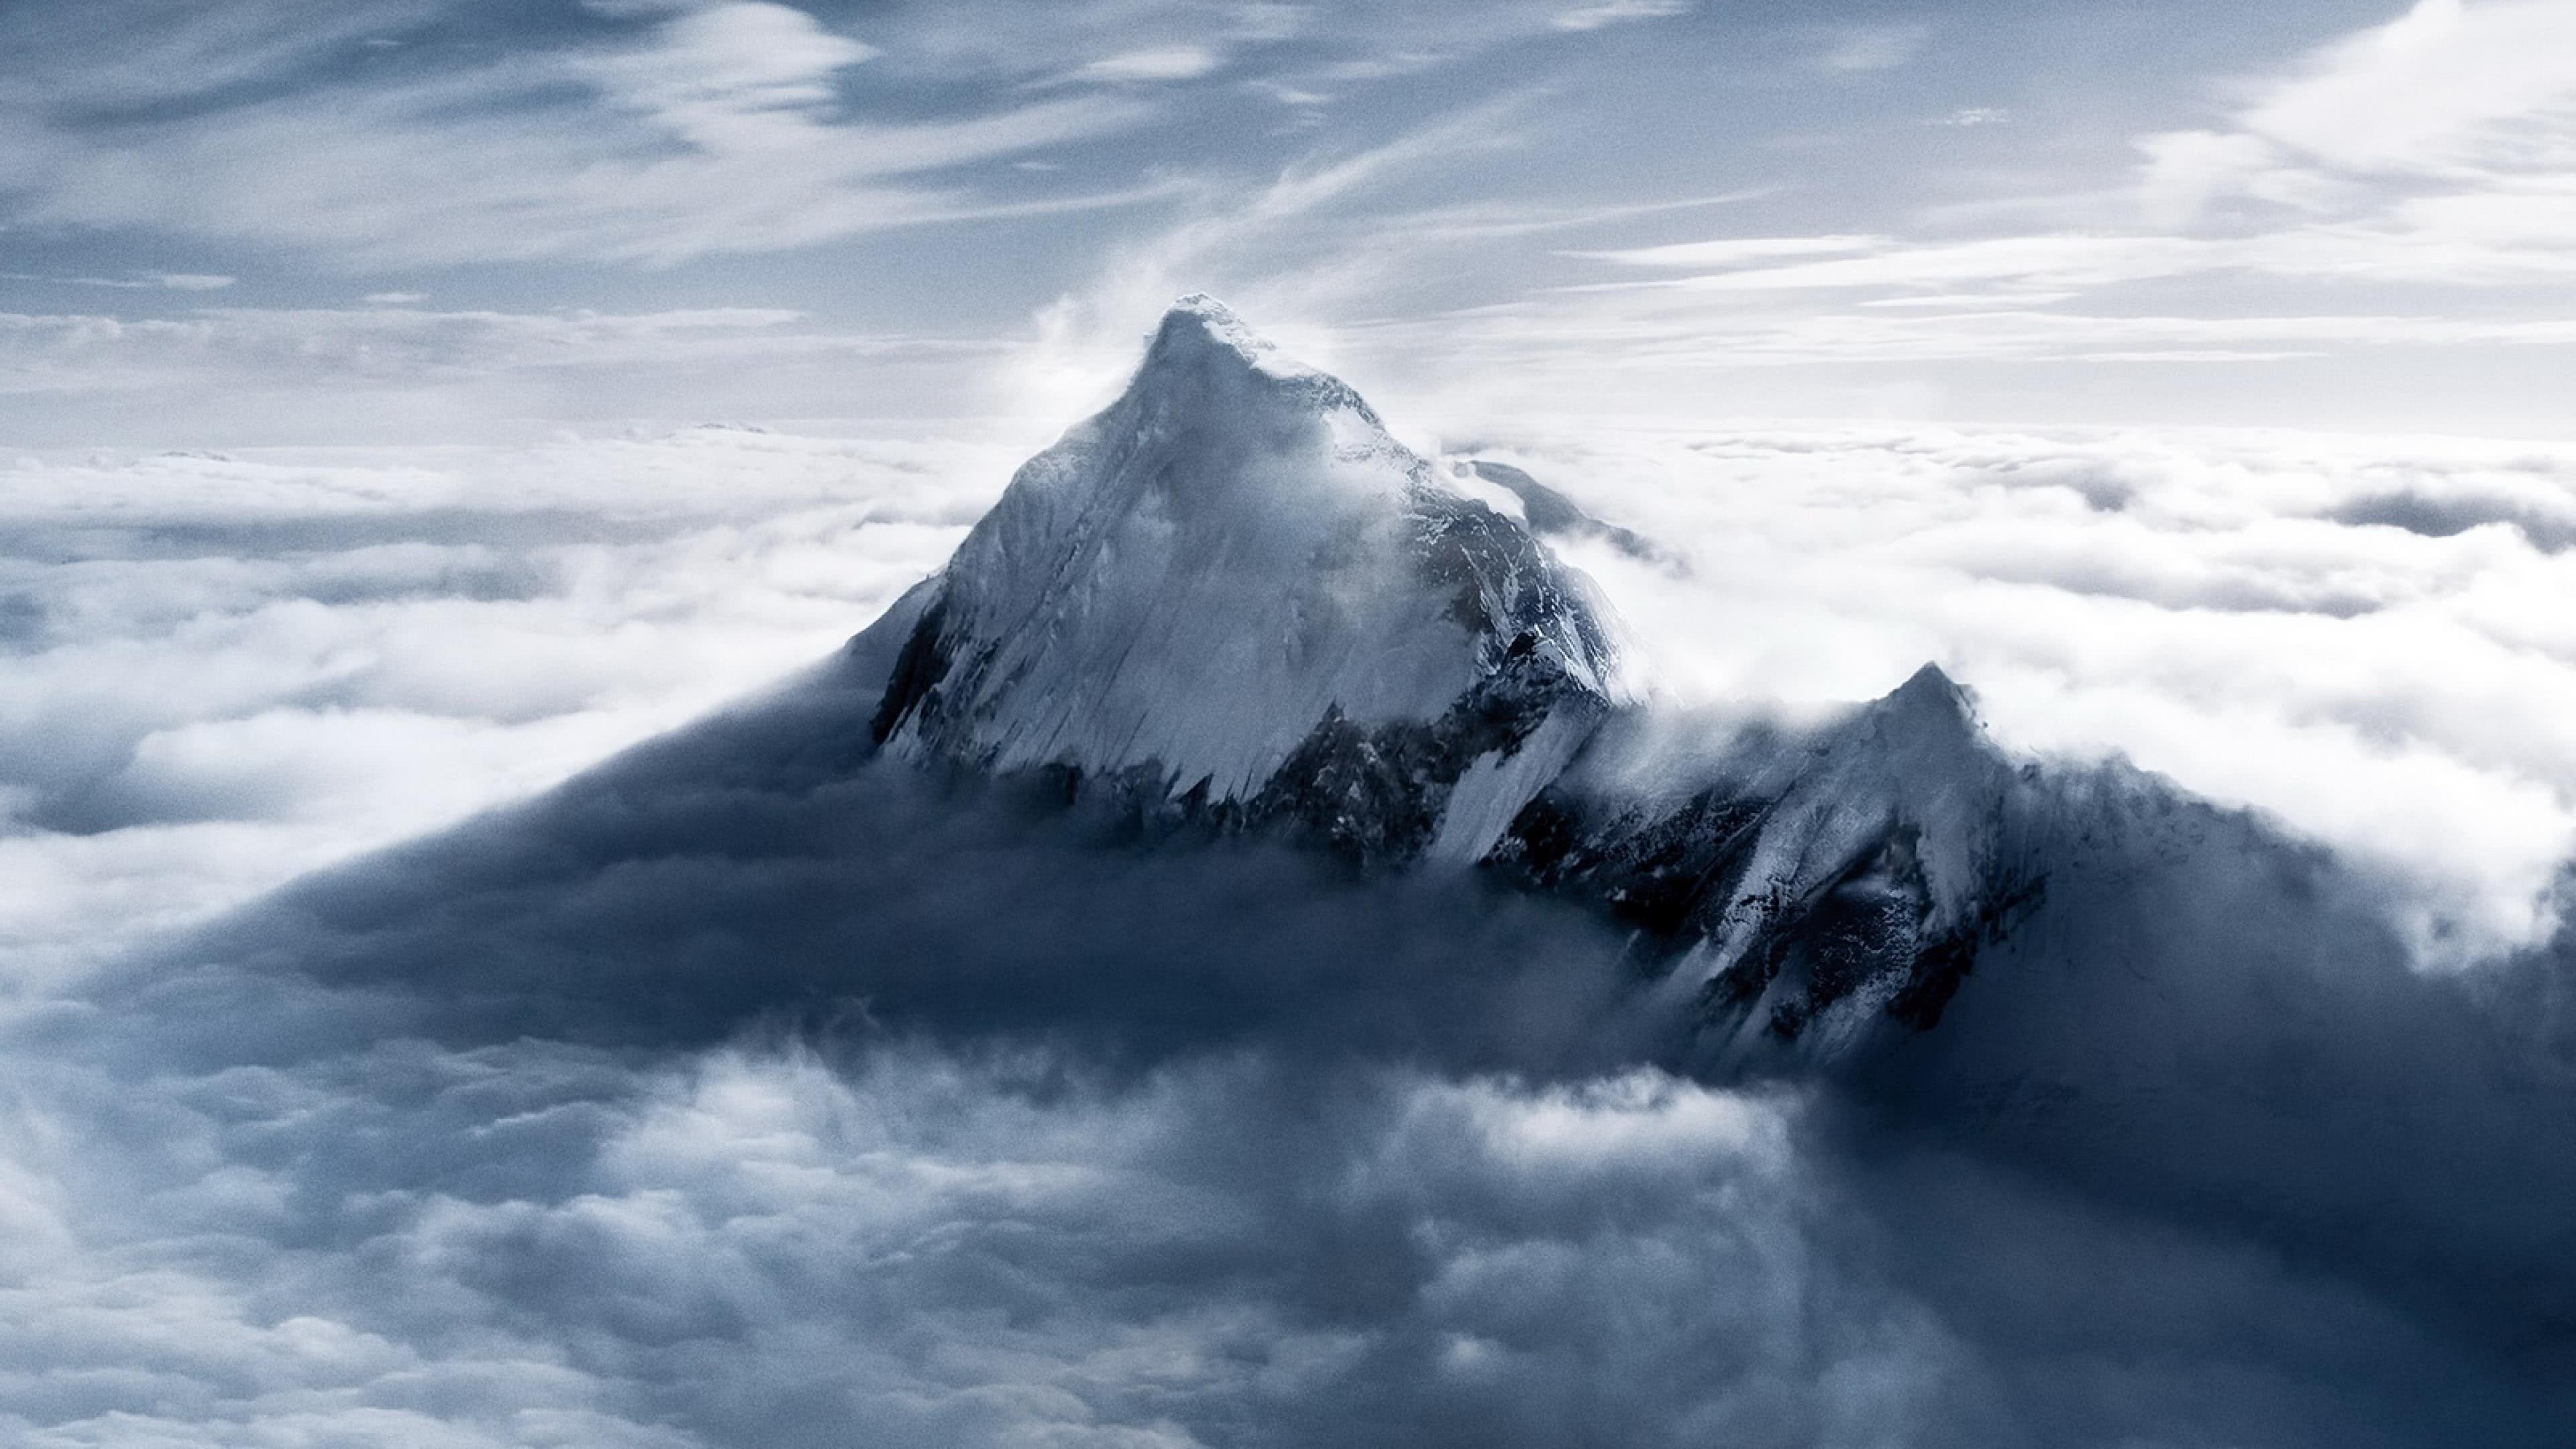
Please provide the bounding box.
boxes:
[3,0,2573,443]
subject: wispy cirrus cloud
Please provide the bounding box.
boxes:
[0,270,235,291]
[1075,44,1226,83]
[0,1,1163,266]
[6,1,2567,438]
[0,0,1715,274]
[1562,226,2576,295]
[1050,0,2576,424]
[1501,1,2576,371]
[1552,0,1691,33]
[0,302,1010,443]
[1817,22,1930,74]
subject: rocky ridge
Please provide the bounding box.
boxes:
[851,297,2042,1051]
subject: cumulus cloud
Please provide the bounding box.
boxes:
[9,1018,2564,1446]
[0,1012,1900,1448]
[8,413,2569,978]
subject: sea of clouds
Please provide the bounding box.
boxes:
[11,419,2573,975]
[4,419,2574,1445]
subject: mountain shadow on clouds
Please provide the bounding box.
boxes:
[65,298,2576,1442]
[108,628,1658,1077]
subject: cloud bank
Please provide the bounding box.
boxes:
[6,5,2573,1438]
[0,427,1014,983]
[3,399,2575,1444]
[8,415,2569,981]
[7,667,2572,1446]
[1448,423,2576,960]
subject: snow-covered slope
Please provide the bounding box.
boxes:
[863,296,1625,863]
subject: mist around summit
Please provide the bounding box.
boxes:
[3,299,2573,1448]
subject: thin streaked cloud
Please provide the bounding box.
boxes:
[0,0,2567,441]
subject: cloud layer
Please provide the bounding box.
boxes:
[1455,422,2576,959]
[0,427,1015,983]
[0,393,2569,1439]
[7,655,2573,1445]
[5,5,2574,1441]
[9,412,2569,979]
[1,399,2573,1443]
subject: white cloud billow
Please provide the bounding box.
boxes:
[0,429,1013,983]
[2143,0,2576,219]
[1456,423,2576,960]
[3,414,2567,986]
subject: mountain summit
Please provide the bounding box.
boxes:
[863,296,1625,864]
[835,298,2033,1050]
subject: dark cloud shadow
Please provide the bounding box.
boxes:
[2332,492,2576,553]
[19,637,2576,1446]
[1834,765,2576,1381]
[89,636,1658,1081]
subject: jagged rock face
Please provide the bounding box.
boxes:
[867,295,1623,863]
[1487,665,2043,1055]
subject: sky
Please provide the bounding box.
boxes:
[5,0,2576,445]
[7,8,2576,1440]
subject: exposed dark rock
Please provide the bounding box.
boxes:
[1242,634,1600,867]
[868,596,953,745]
[1467,460,1677,568]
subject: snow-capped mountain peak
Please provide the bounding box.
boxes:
[1145,293,1317,382]
[840,297,2040,1056]
[862,297,1625,853]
